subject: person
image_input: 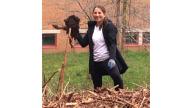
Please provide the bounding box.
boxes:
[73,5,128,91]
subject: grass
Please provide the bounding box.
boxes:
[43,50,150,93]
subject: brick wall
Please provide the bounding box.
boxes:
[42,0,150,53]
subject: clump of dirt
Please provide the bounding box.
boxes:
[52,15,80,48]
[43,87,150,108]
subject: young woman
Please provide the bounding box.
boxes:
[75,5,128,91]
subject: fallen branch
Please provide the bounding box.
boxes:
[110,85,119,90]
[106,88,117,94]
[63,77,70,94]
[43,70,58,88]
[130,82,145,88]
[139,96,146,108]
[42,85,47,96]
[116,96,134,106]
[66,102,78,106]
[82,98,95,104]
[102,98,125,105]
[87,90,98,97]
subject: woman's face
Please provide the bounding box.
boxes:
[92,7,105,23]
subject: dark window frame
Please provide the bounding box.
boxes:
[42,33,57,48]
[124,32,139,45]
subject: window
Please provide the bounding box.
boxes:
[124,32,139,44]
[42,33,56,46]
[143,32,150,44]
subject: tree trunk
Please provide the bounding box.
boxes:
[116,0,122,49]
[122,0,129,51]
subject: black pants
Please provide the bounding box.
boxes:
[91,59,123,90]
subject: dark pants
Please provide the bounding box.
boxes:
[91,59,123,90]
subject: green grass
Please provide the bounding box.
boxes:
[43,50,150,93]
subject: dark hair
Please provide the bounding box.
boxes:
[93,5,108,30]
[93,5,106,14]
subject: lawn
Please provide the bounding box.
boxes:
[42,50,150,93]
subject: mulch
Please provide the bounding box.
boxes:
[42,86,150,108]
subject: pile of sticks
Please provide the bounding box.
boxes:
[43,86,150,108]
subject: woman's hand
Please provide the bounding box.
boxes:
[107,59,116,69]
[52,24,64,29]
[71,27,80,38]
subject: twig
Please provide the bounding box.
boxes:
[130,82,145,88]
[105,99,125,105]
[57,64,65,92]
[116,96,134,106]
[42,85,47,96]
[47,101,55,107]
[87,90,98,96]
[82,98,95,104]
[66,102,77,106]
[43,70,58,88]
[43,71,46,85]
[110,85,119,90]
[139,96,146,108]
[59,77,70,101]
[57,28,71,93]
[106,88,117,94]
[75,0,91,20]
[47,86,55,96]
[63,77,70,94]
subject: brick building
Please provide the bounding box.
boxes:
[42,0,150,53]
